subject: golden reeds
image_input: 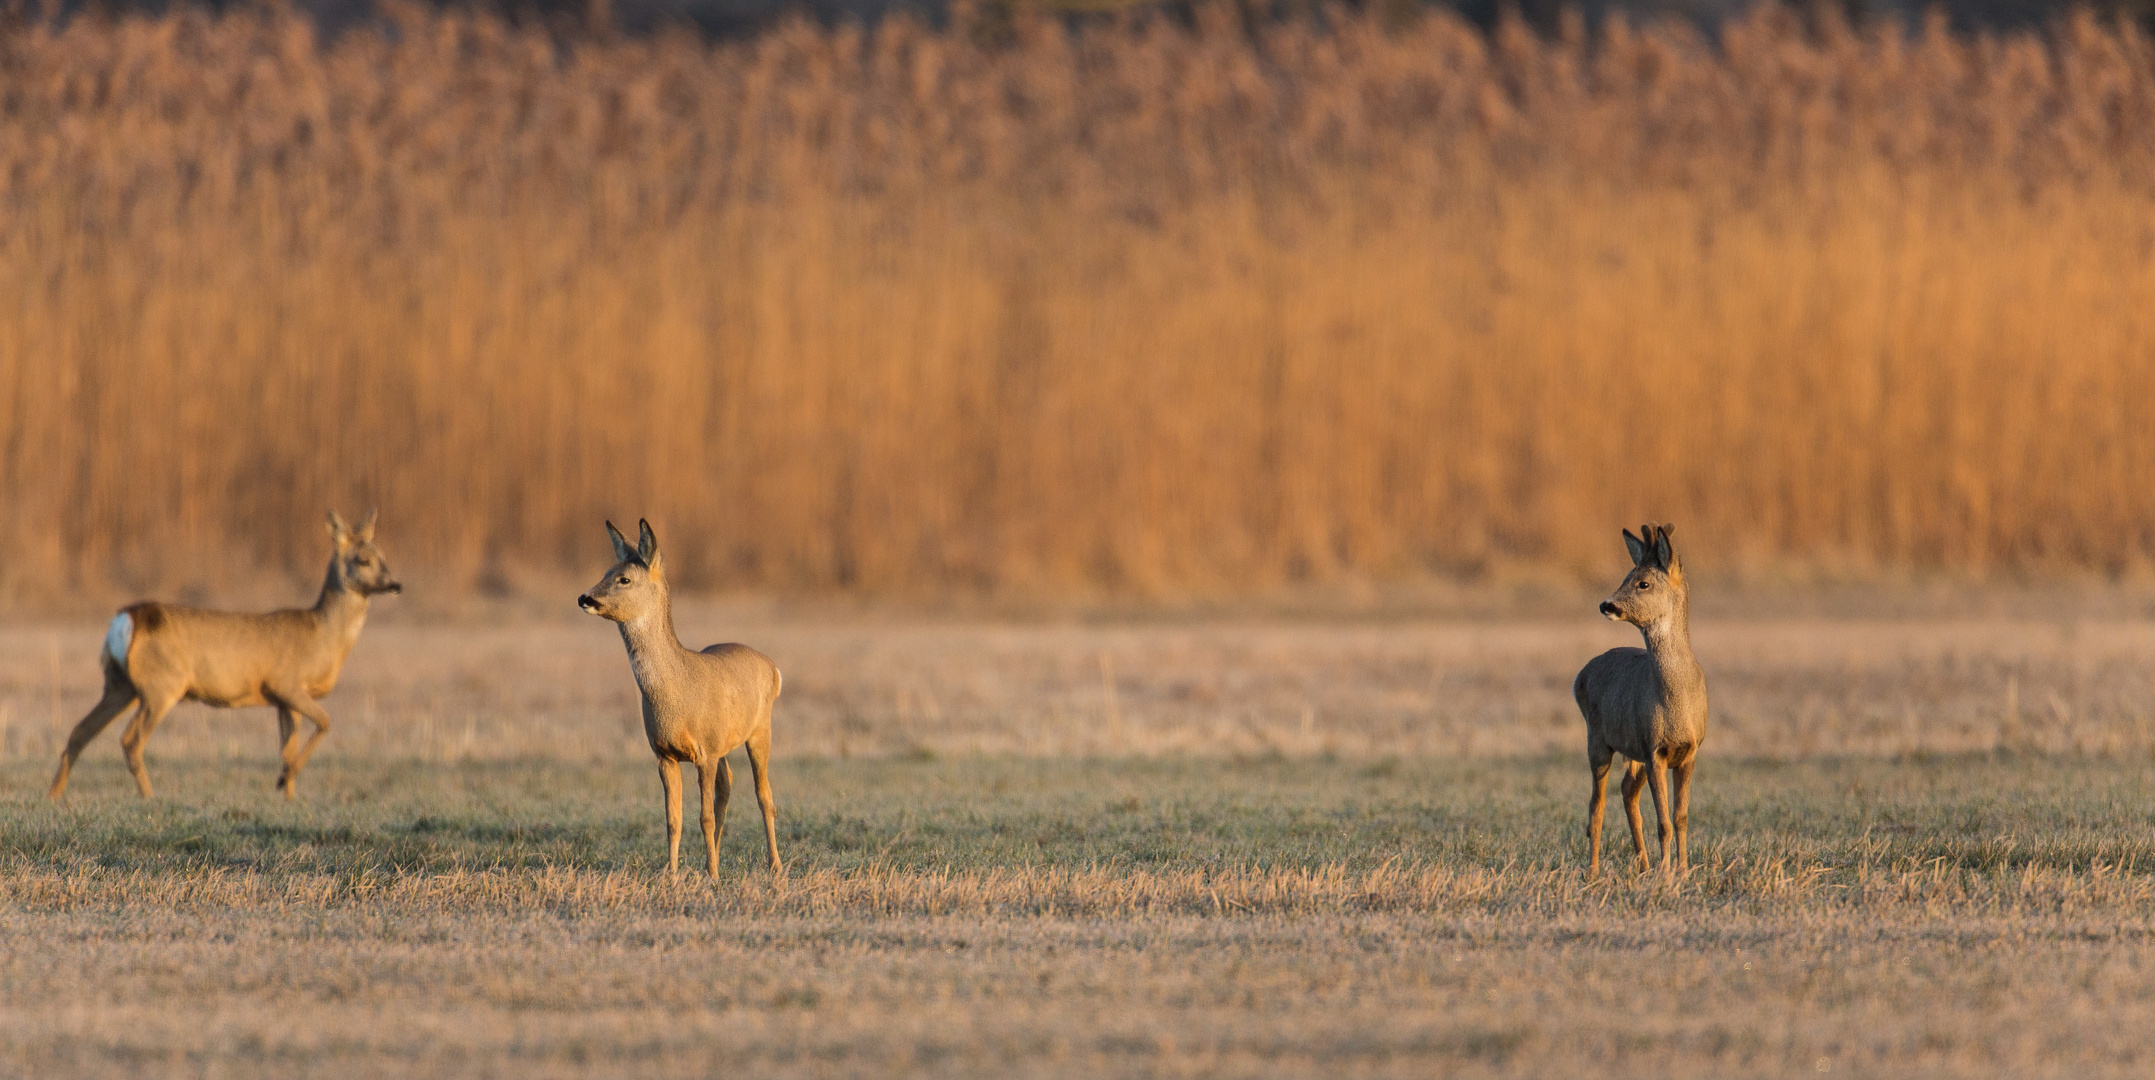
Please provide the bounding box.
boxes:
[1,4,2151,602]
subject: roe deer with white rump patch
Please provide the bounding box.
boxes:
[579,520,783,877]
[1574,523,1708,876]
[48,510,402,801]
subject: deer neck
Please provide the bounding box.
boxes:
[1637,592,1703,704]
[615,588,689,692]
[312,562,371,655]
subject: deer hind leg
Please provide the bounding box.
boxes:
[698,756,733,879]
[49,672,139,800]
[1671,749,1698,870]
[119,689,181,799]
[658,758,684,875]
[1645,752,1675,877]
[1620,762,1649,872]
[746,728,782,874]
[1586,750,1614,876]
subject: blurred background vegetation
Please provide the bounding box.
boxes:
[1,0,2151,606]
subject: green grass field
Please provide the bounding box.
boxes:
[7,751,2155,1078]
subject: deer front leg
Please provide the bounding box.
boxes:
[658,758,684,875]
[1620,762,1649,872]
[1671,752,1697,870]
[1645,753,1675,877]
[269,689,334,800]
[118,691,180,799]
[1586,753,1613,876]
[274,707,301,794]
[698,756,732,879]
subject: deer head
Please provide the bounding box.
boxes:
[578,519,666,624]
[1598,522,1683,628]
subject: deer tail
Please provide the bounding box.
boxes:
[102,610,134,674]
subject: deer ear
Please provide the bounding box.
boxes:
[605,520,636,564]
[326,511,352,548]
[1654,524,1674,569]
[355,507,379,543]
[637,519,659,564]
[1622,528,1646,567]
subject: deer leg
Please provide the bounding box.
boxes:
[49,674,138,800]
[658,758,684,875]
[270,690,334,800]
[274,707,303,796]
[698,756,732,879]
[1620,762,1649,872]
[1586,752,1613,876]
[746,729,782,874]
[716,758,735,863]
[1671,751,1697,870]
[119,692,179,799]
[1645,753,1675,877]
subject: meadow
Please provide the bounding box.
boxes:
[4,608,2155,1076]
[1,4,2153,602]
[8,752,2155,1077]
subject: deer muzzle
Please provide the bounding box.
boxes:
[577,594,601,614]
[1599,600,1623,620]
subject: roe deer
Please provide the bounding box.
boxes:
[579,520,782,877]
[48,510,402,801]
[1574,523,1708,876]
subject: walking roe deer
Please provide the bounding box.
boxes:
[1573,523,1708,876]
[578,520,783,877]
[48,510,402,802]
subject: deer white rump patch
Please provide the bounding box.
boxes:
[104,612,132,668]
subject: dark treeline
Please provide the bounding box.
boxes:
[20,0,2154,40]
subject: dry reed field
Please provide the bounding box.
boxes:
[5,609,2155,1075]
[2,5,2154,600]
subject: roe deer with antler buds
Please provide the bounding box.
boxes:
[1574,523,1708,876]
[579,520,783,878]
[48,510,402,802]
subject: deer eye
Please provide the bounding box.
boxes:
[1637,579,1652,590]
[617,576,631,585]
